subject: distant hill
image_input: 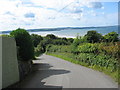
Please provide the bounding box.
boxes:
[0,25,118,34]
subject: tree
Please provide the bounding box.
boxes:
[52,39,69,45]
[84,30,103,43]
[31,34,43,47]
[45,34,57,39]
[104,32,119,42]
[35,44,44,56]
[71,35,81,54]
[61,37,67,41]
[38,39,50,52]
[10,28,34,61]
[67,38,74,43]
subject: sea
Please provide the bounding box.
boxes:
[0,26,119,38]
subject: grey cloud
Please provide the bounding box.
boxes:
[4,11,14,16]
[48,17,56,20]
[25,23,33,25]
[12,18,16,20]
[16,0,34,7]
[24,13,35,18]
[61,7,83,14]
[72,7,83,13]
[21,0,33,5]
[89,2,103,9]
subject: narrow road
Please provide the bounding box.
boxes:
[14,54,118,88]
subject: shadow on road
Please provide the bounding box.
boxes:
[8,61,70,89]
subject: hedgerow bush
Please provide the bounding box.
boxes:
[34,44,44,57]
[31,34,43,47]
[46,45,71,53]
[104,32,119,42]
[84,30,103,43]
[77,53,118,72]
[47,42,119,73]
[99,42,119,58]
[10,28,34,61]
[78,43,98,53]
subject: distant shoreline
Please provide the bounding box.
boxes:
[0,25,118,38]
[0,25,118,33]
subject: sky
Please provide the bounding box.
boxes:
[0,0,119,31]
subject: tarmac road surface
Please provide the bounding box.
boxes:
[13,54,118,88]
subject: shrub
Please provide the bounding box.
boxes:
[38,39,50,52]
[71,36,81,54]
[34,44,44,57]
[46,45,71,53]
[84,30,103,43]
[98,42,120,58]
[52,39,70,45]
[78,43,98,53]
[67,38,74,43]
[31,34,43,47]
[45,34,58,39]
[77,53,118,71]
[104,32,119,42]
[78,53,96,66]
[10,28,34,61]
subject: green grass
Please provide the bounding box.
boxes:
[46,52,119,84]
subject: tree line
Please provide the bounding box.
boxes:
[2,28,119,62]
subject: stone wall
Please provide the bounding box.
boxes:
[18,60,32,80]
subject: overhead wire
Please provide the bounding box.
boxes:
[48,0,79,20]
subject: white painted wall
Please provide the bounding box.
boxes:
[1,37,19,89]
[0,37,2,90]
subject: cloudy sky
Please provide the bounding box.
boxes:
[0,0,119,31]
